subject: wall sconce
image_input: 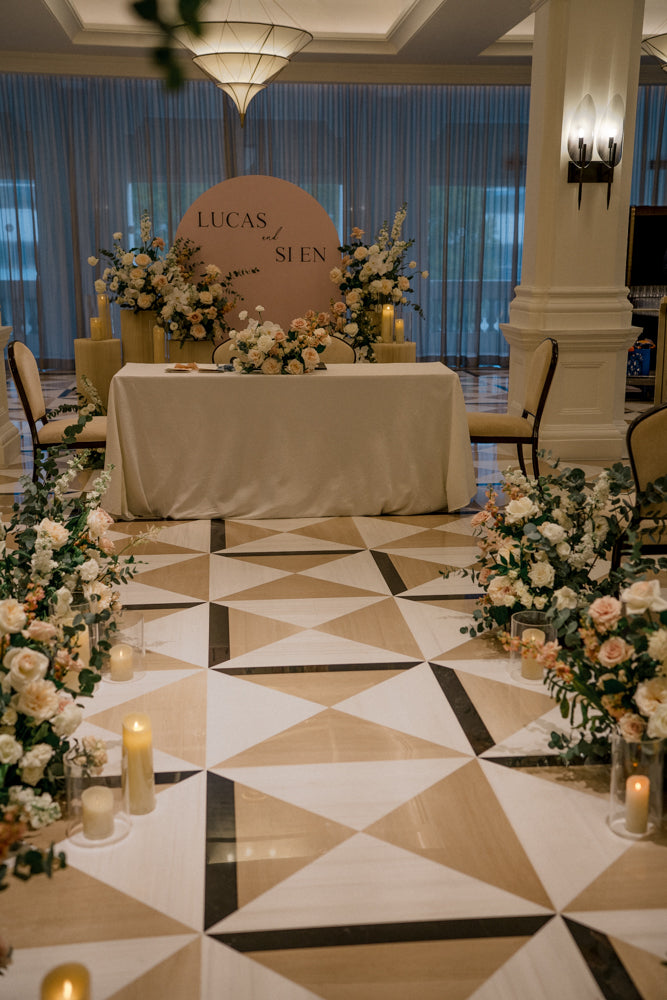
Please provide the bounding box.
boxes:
[566,94,624,209]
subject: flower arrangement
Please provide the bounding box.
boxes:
[456,461,638,637]
[228,307,331,374]
[157,238,253,345]
[329,204,428,361]
[539,580,667,761]
[89,211,171,312]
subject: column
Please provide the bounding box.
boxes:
[502,0,645,460]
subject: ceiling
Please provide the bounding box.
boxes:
[2,0,667,84]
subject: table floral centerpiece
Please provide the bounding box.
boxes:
[228,307,331,374]
[453,461,642,640]
[329,204,428,361]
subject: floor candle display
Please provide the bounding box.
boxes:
[122,712,156,814]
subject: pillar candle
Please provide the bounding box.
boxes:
[89,316,105,341]
[41,963,91,1000]
[122,712,156,814]
[71,624,90,669]
[381,304,394,343]
[81,785,114,840]
[110,643,134,682]
[97,293,112,338]
[394,318,405,343]
[520,626,545,680]
[625,774,650,834]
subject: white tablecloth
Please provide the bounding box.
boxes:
[103,362,475,520]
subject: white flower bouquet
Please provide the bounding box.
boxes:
[458,461,638,637]
[228,307,331,375]
[89,211,172,312]
[540,580,667,761]
[330,204,428,360]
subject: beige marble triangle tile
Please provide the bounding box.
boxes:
[376,528,456,549]
[134,555,211,602]
[87,672,207,767]
[436,634,507,660]
[387,553,447,590]
[5,865,193,948]
[229,608,303,657]
[218,708,463,767]
[291,517,367,548]
[366,759,553,910]
[607,936,667,1000]
[233,552,352,572]
[316,598,423,661]
[251,936,528,1000]
[565,840,667,911]
[241,668,406,707]
[222,574,380,601]
[141,648,207,671]
[109,937,201,1000]
[234,783,355,907]
[456,672,556,743]
[225,521,282,546]
[381,514,462,528]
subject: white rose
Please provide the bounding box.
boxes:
[529,560,555,588]
[113,231,123,240]
[20,743,53,769]
[635,677,667,716]
[94,279,107,293]
[554,586,579,610]
[52,703,83,738]
[38,517,69,550]
[487,575,517,607]
[1,705,17,726]
[3,646,50,691]
[538,522,566,545]
[53,586,73,618]
[647,628,667,668]
[87,507,114,540]
[504,496,540,524]
[0,733,22,764]
[15,678,60,722]
[257,334,275,354]
[78,558,100,583]
[0,598,27,634]
[621,580,667,615]
[647,704,667,739]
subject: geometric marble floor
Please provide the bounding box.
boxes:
[2,370,665,999]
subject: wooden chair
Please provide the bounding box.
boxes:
[8,341,107,481]
[467,337,558,479]
[211,340,238,365]
[319,336,356,364]
[610,401,667,570]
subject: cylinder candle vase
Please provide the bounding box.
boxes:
[122,712,156,814]
[64,739,130,847]
[509,610,555,681]
[608,732,663,839]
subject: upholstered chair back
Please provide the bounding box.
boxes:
[524,338,556,418]
[628,403,667,519]
[12,341,46,422]
[320,337,355,364]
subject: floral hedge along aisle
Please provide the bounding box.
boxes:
[329,204,428,361]
[0,444,141,950]
[454,459,667,764]
[228,307,331,374]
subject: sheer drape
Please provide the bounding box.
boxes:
[0,74,664,369]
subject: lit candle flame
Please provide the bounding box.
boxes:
[63,981,73,1000]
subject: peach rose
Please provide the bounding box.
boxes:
[15,678,59,721]
[261,357,282,375]
[87,507,114,540]
[597,636,633,668]
[617,713,647,742]
[588,596,622,631]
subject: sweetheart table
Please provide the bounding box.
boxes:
[103,362,475,520]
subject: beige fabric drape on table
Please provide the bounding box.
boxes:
[103,363,475,521]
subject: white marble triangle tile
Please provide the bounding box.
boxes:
[224,533,355,554]
[423,569,483,596]
[336,661,474,755]
[351,516,426,548]
[57,772,207,930]
[144,603,211,667]
[209,832,551,934]
[206,671,324,765]
[209,555,290,599]
[467,915,605,1000]
[118,581,207,606]
[478,704,573,759]
[221,596,385,628]
[400,577,453,598]
[299,550,392,593]
[445,658,518,683]
[84,669,201,715]
[132,553,209,573]
[479,761,631,912]
[153,520,213,552]
[232,517,329,532]
[395,598,475,660]
[201,936,322,1000]
[212,758,470,830]
[434,517,478,537]
[10,934,199,1000]
[218,629,420,670]
[566,909,667,960]
[382,545,479,567]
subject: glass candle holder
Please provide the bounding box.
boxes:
[64,739,130,847]
[510,610,556,681]
[102,609,145,683]
[608,732,664,839]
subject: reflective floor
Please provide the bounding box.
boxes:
[2,370,665,1000]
